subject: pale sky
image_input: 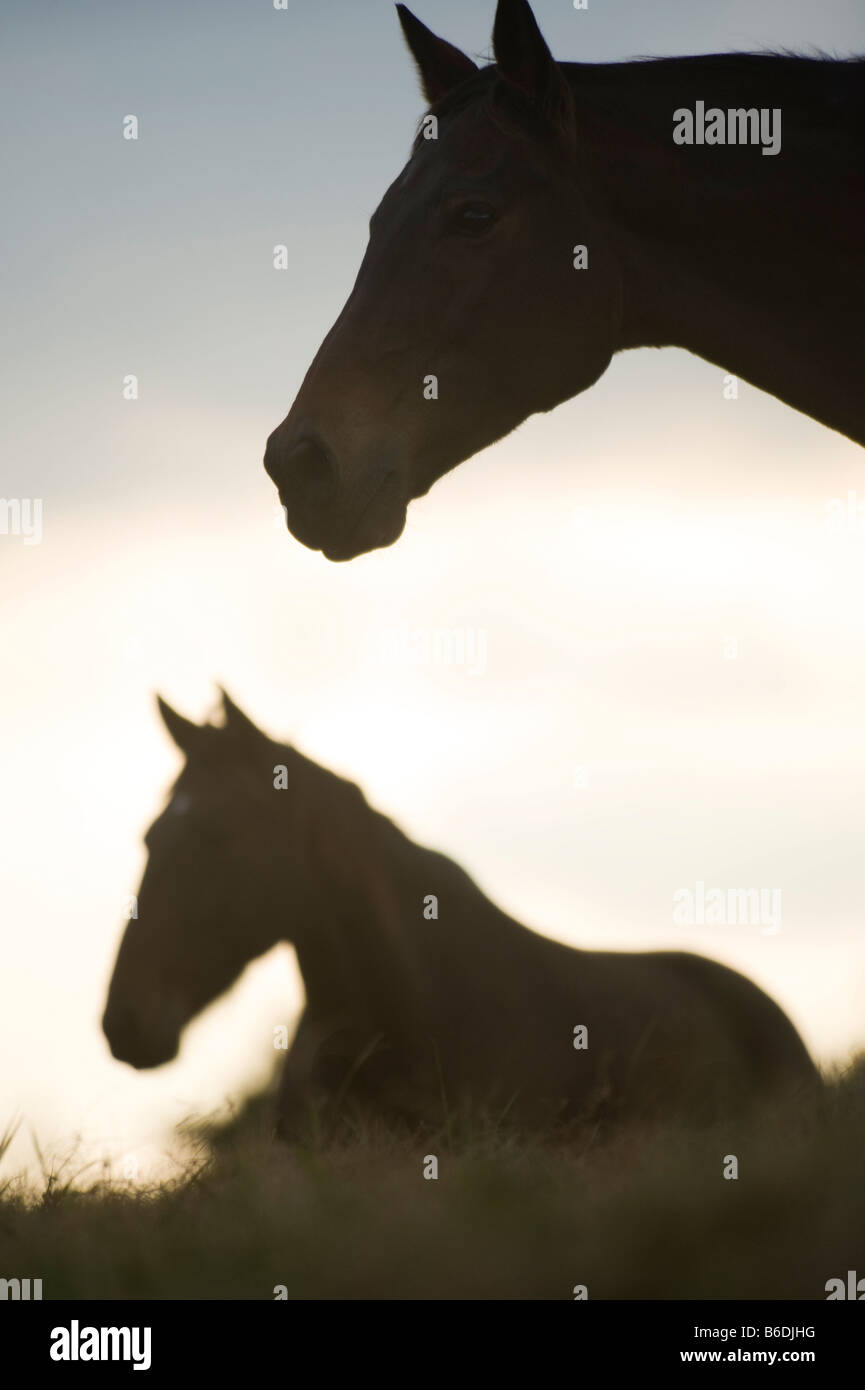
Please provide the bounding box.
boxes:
[2,0,864,1183]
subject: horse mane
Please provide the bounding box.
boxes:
[412,51,865,161]
[412,65,553,152]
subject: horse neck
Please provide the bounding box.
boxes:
[286,767,557,1036]
[570,56,865,444]
[286,772,436,1035]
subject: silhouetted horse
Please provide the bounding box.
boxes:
[265,0,864,559]
[103,691,818,1136]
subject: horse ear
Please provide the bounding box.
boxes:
[219,688,265,742]
[156,695,202,753]
[492,0,573,134]
[396,5,478,106]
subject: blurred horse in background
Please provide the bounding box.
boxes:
[103,691,819,1137]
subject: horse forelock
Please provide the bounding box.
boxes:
[411,64,575,157]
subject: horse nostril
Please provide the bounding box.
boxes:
[283,437,338,510]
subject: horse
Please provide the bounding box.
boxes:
[102,690,819,1138]
[263,0,865,561]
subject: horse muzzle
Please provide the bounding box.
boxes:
[102,1001,182,1070]
[265,427,407,560]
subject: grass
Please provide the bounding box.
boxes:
[1,1058,864,1300]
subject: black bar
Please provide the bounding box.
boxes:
[1,1299,858,1375]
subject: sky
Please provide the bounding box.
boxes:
[1,0,864,1184]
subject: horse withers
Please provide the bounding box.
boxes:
[103,691,819,1138]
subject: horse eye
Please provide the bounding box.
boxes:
[452,201,497,235]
